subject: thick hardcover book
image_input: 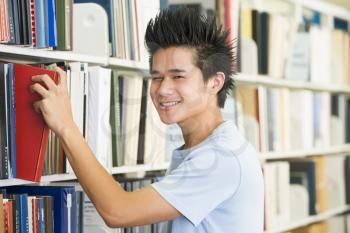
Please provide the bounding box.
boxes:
[5,185,77,233]
[13,63,58,182]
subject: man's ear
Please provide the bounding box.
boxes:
[208,72,225,94]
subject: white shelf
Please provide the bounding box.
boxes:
[0,44,108,65]
[265,205,350,233]
[262,144,350,160]
[108,57,149,72]
[0,174,79,187]
[236,74,350,94]
[0,178,36,186]
[110,162,169,174]
[0,163,170,187]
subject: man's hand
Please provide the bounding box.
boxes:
[30,66,76,138]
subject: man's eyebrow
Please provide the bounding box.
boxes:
[150,69,186,75]
[168,69,186,73]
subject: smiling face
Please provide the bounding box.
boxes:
[150,47,217,126]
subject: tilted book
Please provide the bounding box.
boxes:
[14,63,58,182]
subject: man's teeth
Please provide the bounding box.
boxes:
[160,101,179,107]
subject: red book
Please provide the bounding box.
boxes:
[30,0,37,47]
[14,63,58,182]
[3,200,13,233]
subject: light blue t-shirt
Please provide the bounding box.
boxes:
[151,120,264,233]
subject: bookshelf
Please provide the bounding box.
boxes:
[266,205,350,233]
[2,44,350,93]
[236,74,350,93]
[237,0,350,232]
[262,144,350,160]
[0,0,349,232]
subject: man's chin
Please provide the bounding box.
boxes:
[159,116,179,125]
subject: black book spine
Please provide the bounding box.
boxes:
[7,0,16,43]
[137,79,148,164]
[259,12,269,75]
[0,64,9,179]
[24,0,32,45]
[345,156,350,204]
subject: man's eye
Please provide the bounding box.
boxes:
[152,77,163,81]
[174,76,184,79]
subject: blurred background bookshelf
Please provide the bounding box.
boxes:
[0,0,350,232]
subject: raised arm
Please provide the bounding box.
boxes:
[30,67,180,228]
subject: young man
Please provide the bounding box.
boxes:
[31,8,264,233]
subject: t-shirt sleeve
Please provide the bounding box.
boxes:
[151,147,241,226]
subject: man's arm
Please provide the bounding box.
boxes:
[60,124,180,227]
[31,67,181,228]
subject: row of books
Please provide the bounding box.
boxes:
[0,0,70,49]
[0,185,76,233]
[0,0,160,62]
[0,176,166,233]
[234,86,350,152]
[239,6,350,85]
[2,63,349,181]
[264,154,350,230]
[74,0,159,61]
[61,62,183,175]
[0,62,184,181]
[81,176,168,233]
[0,63,60,181]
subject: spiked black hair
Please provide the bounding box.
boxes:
[145,8,235,108]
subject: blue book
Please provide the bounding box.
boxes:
[5,185,76,233]
[334,17,348,31]
[36,0,47,48]
[47,0,58,47]
[18,194,29,233]
[39,198,45,233]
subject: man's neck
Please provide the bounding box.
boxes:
[179,108,224,150]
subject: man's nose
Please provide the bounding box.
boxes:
[158,78,175,96]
